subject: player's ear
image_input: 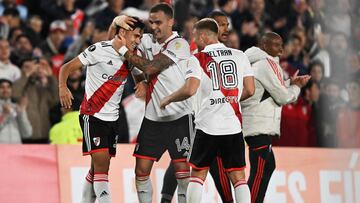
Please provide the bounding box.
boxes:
[119,28,126,37]
[168,18,175,27]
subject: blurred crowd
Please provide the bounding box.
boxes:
[0,0,359,148]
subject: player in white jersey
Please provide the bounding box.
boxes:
[160,18,255,203]
[111,4,192,203]
[59,18,145,203]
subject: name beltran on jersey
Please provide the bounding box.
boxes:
[210,96,238,105]
[206,49,232,57]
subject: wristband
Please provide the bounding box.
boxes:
[118,46,128,56]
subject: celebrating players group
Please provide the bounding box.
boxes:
[59,2,310,203]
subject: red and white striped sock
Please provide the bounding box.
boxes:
[175,170,190,203]
[187,176,204,203]
[135,175,153,203]
[81,170,96,203]
[234,179,251,203]
[93,173,111,203]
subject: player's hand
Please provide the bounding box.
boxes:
[134,81,147,100]
[290,70,311,88]
[112,35,127,52]
[160,96,171,110]
[59,86,74,109]
[111,15,136,30]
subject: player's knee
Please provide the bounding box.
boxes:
[91,152,110,172]
[135,167,151,177]
[173,161,190,171]
[228,170,246,184]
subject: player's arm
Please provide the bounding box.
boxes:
[112,34,175,75]
[257,60,309,105]
[160,77,200,109]
[240,54,255,101]
[240,76,255,101]
[58,57,82,109]
[125,51,174,75]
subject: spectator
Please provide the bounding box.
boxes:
[39,20,67,78]
[94,0,124,31]
[324,0,352,37]
[336,76,360,148]
[346,51,360,75]
[25,15,43,46]
[307,23,331,77]
[0,0,28,20]
[286,34,309,75]
[49,106,82,144]
[2,7,22,30]
[275,80,320,147]
[181,15,198,52]
[0,38,21,82]
[66,69,85,110]
[63,20,94,63]
[235,0,270,50]
[328,32,349,80]
[10,34,34,67]
[225,29,240,49]
[316,78,345,147]
[39,20,67,58]
[309,60,324,83]
[12,57,59,143]
[0,78,32,143]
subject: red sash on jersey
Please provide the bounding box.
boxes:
[145,35,182,105]
[194,52,243,126]
[80,62,129,116]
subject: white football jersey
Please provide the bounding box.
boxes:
[138,32,192,122]
[189,43,253,135]
[78,40,137,121]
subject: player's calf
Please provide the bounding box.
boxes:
[228,170,251,203]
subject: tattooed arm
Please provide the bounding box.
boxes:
[124,51,174,75]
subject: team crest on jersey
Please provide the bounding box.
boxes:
[174,41,181,50]
[88,45,96,52]
[93,137,101,146]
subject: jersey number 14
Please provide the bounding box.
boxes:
[207,60,238,90]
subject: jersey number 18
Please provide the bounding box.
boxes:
[207,60,238,90]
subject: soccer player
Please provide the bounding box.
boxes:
[160,11,234,203]
[111,3,192,203]
[160,18,255,203]
[58,18,145,203]
[242,32,310,203]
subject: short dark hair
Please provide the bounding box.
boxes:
[150,3,174,18]
[3,7,19,17]
[129,17,145,31]
[309,60,324,73]
[207,10,227,19]
[194,18,219,35]
[0,78,13,87]
[115,17,145,35]
[15,34,31,43]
